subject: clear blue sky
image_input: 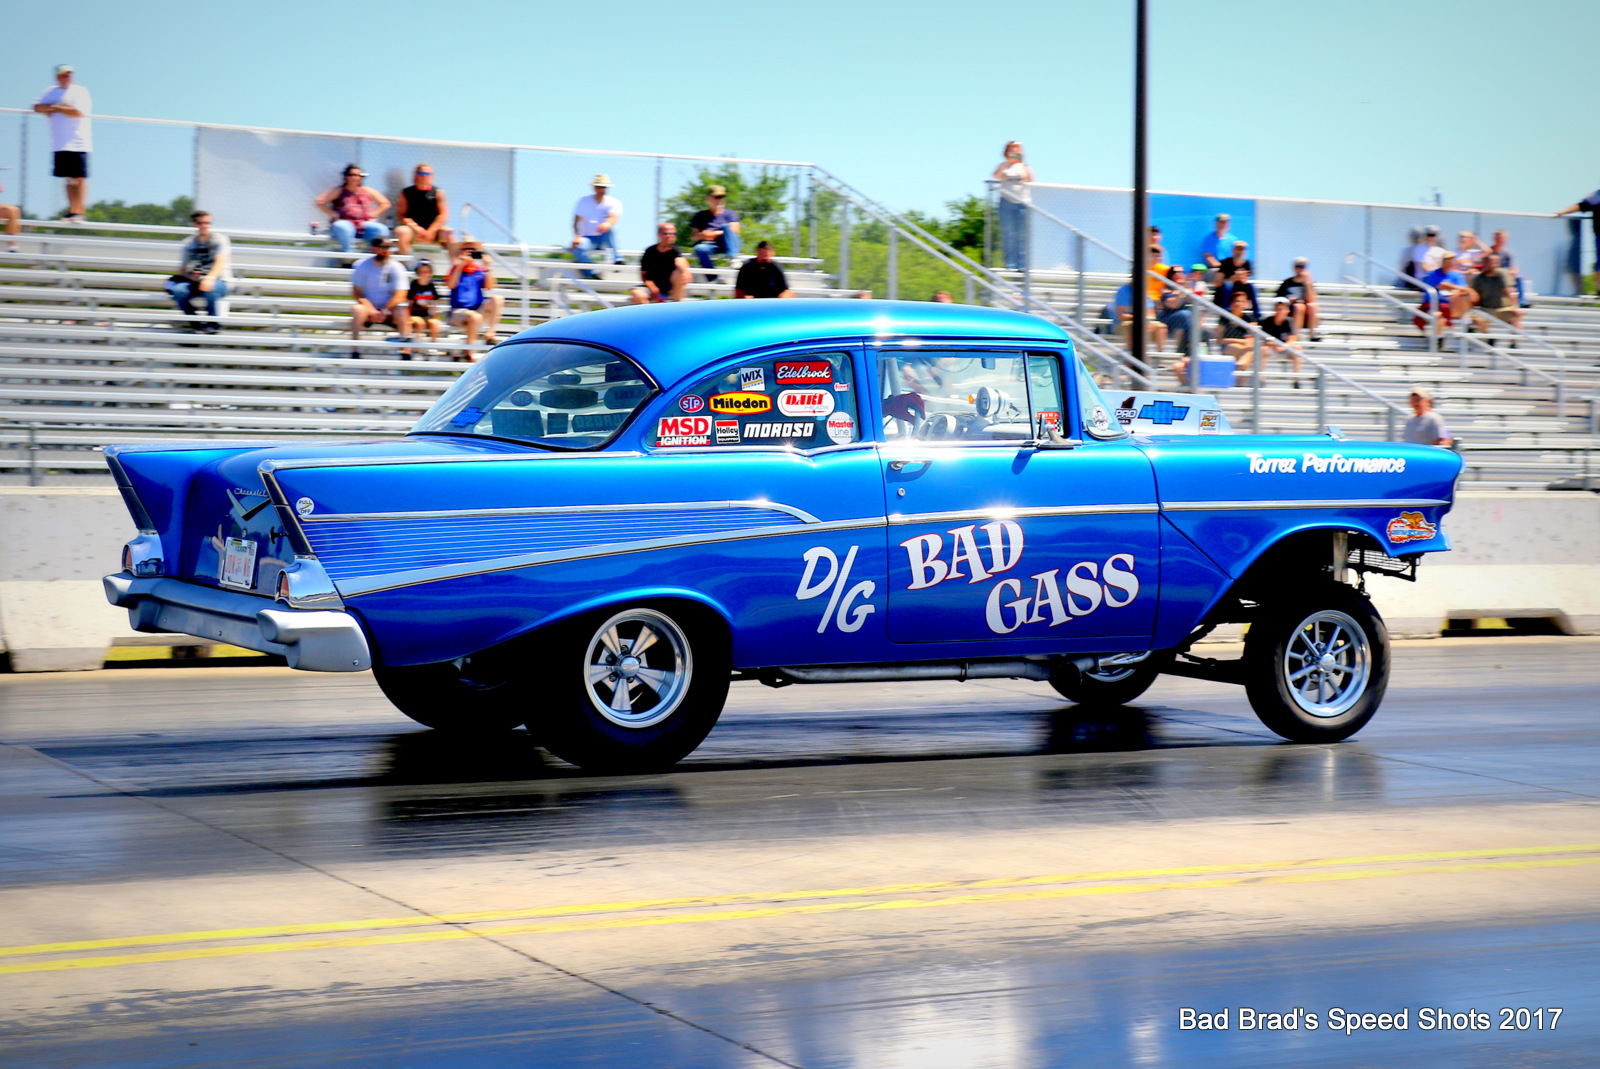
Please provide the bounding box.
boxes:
[6,0,1596,219]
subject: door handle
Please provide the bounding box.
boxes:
[888,458,934,472]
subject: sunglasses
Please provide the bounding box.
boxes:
[416,170,432,176]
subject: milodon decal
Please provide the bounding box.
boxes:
[1386,511,1438,543]
[777,389,836,418]
[656,415,711,446]
[709,392,773,415]
[714,419,741,445]
[743,421,814,439]
[795,545,876,634]
[985,554,1140,634]
[739,367,766,392]
[678,394,705,414]
[1247,452,1408,474]
[775,360,833,385]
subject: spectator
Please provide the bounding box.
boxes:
[734,241,793,298]
[992,141,1033,271]
[1409,225,1444,279]
[1214,265,1261,320]
[405,259,447,348]
[1554,186,1600,272]
[317,165,391,253]
[1258,297,1303,386]
[1156,265,1194,352]
[853,289,873,298]
[394,164,454,256]
[31,64,91,223]
[1465,252,1524,333]
[349,236,408,352]
[1455,230,1486,274]
[1488,229,1528,306]
[1114,278,1166,351]
[571,173,622,278]
[165,210,232,333]
[1198,214,1236,277]
[1,181,20,253]
[689,185,742,281]
[447,242,505,355]
[631,222,690,303]
[932,290,954,303]
[1216,240,1252,281]
[1275,257,1323,341]
[1403,386,1452,447]
[1418,250,1468,329]
[1144,244,1169,304]
[1215,289,1258,371]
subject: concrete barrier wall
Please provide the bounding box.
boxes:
[1,488,1595,671]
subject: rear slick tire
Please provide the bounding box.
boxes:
[1244,582,1389,743]
[373,655,527,734]
[1050,661,1159,707]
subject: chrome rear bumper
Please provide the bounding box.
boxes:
[103,574,371,672]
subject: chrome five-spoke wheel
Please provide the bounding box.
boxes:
[583,609,693,729]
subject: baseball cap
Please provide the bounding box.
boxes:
[1294,256,1309,266]
[708,185,728,197]
[414,258,431,268]
[370,237,391,249]
[54,64,73,75]
[1273,296,1290,305]
[1410,385,1432,399]
[1441,250,1457,259]
[1190,263,1206,272]
[1424,225,1440,235]
[1233,240,1248,248]
[592,173,611,187]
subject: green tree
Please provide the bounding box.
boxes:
[77,195,195,226]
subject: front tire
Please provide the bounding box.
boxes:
[538,604,729,772]
[1244,583,1389,742]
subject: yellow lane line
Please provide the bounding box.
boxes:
[2,855,1595,977]
[5,841,1599,959]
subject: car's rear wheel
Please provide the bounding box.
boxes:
[1050,657,1159,707]
[1244,583,1389,742]
[537,604,729,772]
[373,651,527,734]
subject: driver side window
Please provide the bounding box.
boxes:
[878,351,1037,443]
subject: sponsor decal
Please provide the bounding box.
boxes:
[714,419,741,445]
[743,421,814,439]
[1386,511,1438,543]
[1138,400,1191,425]
[833,381,851,392]
[796,545,876,634]
[294,497,314,518]
[1198,409,1221,433]
[739,366,766,392]
[985,554,1141,634]
[825,412,856,444]
[1039,410,1061,431]
[678,394,705,414]
[775,360,833,385]
[1088,405,1112,433]
[655,415,712,447]
[777,388,836,417]
[709,391,773,415]
[450,406,486,428]
[1116,397,1138,425]
[1247,452,1408,474]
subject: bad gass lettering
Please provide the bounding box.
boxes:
[900,521,1025,589]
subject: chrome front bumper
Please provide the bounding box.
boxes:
[103,574,372,672]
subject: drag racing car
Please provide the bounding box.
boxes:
[103,300,1462,769]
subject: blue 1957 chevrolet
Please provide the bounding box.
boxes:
[103,301,1461,769]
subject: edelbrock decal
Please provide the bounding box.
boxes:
[775,360,833,385]
[739,366,766,392]
[985,554,1140,634]
[1247,453,1408,474]
[709,392,772,415]
[777,389,835,418]
[1386,511,1438,543]
[796,545,876,634]
[656,415,711,446]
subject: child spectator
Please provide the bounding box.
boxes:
[447,242,505,356]
[405,259,448,348]
[349,237,408,351]
[394,164,454,255]
[689,186,743,281]
[1143,244,1169,304]
[1417,251,1468,329]
[1275,257,1323,341]
[1403,387,1452,447]
[165,210,232,333]
[1259,297,1303,386]
[317,165,391,253]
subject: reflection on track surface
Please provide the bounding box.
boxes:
[1,636,1597,1068]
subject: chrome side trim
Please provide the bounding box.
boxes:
[888,503,1159,525]
[275,557,345,610]
[339,515,888,598]
[260,450,644,473]
[258,469,316,559]
[103,452,157,533]
[1160,498,1450,512]
[301,498,821,525]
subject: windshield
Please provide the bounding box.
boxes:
[411,341,655,449]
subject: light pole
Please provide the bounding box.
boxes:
[1129,0,1149,376]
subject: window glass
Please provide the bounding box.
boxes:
[878,351,1034,443]
[649,351,859,450]
[411,341,654,449]
[1026,353,1065,436]
[1074,356,1130,439]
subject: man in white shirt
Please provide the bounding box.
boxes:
[166,210,233,333]
[32,64,92,222]
[1409,225,1444,280]
[571,173,623,278]
[349,237,409,350]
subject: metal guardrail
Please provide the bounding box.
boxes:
[1340,251,1443,349]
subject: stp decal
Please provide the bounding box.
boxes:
[739,366,766,392]
[678,394,705,414]
[709,392,772,415]
[655,415,711,447]
[777,389,836,418]
[1386,511,1438,543]
[775,360,833,385]
[796,545,876,634]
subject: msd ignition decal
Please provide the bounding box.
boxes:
[656,415,711,446]
[710,392,772,415]
[899,521,1140,635]
[1386,511,1438,543]
[739,367,766,392]
[825,412,856,444]
[714,419,741,445]
[775,360,833,385]
[1247,452,1408,474]
[777,389,836,418]
[678,394,705,414]
[743,421,814,440]
[796,545,876,634]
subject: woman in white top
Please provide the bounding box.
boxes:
[992,141,1033,272]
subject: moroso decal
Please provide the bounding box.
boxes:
[678,394,705,413]
[985,554,1140,634]
[775,360,833,385]
[796,545,876,634]
[743,421,814,439]
[656,415,711,446]
[709,392,773,415]
[714,419,741,445]
[739,367,767,392]
[777,389,836,417]
[1386,511,1438,543]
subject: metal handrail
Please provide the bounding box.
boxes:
[1340,252,1442,349]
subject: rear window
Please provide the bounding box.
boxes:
[411,341,655,449]
[648,351,859,451]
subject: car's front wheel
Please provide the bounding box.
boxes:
[1244,583,1389,742]
[538,604,729,772]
